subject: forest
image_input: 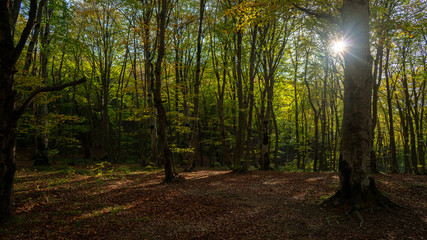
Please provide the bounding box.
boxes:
[0,0,426,239]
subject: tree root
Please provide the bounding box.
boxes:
[348,208,364,228]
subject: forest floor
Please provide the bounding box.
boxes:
[1,163,426,240]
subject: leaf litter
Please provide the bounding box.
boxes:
[1,167,426,240]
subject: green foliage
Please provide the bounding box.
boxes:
[12,0,426,174]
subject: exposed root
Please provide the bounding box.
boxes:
[348,208,364,228]
[322,178,400,227]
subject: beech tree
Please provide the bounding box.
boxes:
[326,0,396,210]
[2,0,425,224]
[0,0,85,223]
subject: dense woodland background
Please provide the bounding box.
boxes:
[1,0,426,237]
[14,0,426,174]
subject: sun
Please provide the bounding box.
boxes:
[332,39,346,53]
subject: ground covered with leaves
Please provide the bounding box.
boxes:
[1,164,426,240]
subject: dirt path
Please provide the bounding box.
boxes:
[1,169,426,239]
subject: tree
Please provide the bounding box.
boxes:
[153,0,175,182]
[0,0,85,224]
[187,0,206,171]
[326,0,396,210]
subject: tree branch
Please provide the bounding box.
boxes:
[14,77,86,119]
[292,4,341,27]
[13,0,47,65]
[11,0,23,31]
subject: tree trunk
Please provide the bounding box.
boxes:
[233,28,246,171]
[142,4,158,166]
[384,48,399,173]
[0,0,36,223]
[400,45,419,174]
[271,106,280,168]
[397,99,412,174]
[187,0,205,171]
[319,53,328,171]
[33,6,51,166]
[153,0,174,183]
[325,0,396,211]
[245,26,258,170]
[0,75,17,224]
[293,40,301,169]
[211,35,231,167]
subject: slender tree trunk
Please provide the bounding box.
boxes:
[384,48,399,173]
[261,80,273,170]
[319,54,328,171]
[33,6,51,166]
[245,26,258,170]
[271,106,279,167]
[211,35,231,167]
[233,28,246,171]
[397,100,412,174]
[187,0,205,171]
[153,0,174,182]
[141,4,158,166]
[401,45,419,174]
[23,0,45,74]
[293,39,301,169]
[416,77,425,174]
[303,48,320,172]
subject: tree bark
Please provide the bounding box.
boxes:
[293,37,301,169]
[400,44,419,174]
[187,0,205,171]
[384,48,399,173]
[153,0,175,182]
[1,0,82,223]
[325,0,396,211]
[244,26,258,170]
[233,28,246,171]
[33,6,51,166]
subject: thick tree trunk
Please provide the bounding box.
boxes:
[0,0,82,223]
[325,0,396,211]
[0,74,17,224]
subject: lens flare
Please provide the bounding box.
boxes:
[332,40,346,53]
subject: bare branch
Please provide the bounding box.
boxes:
[14,77,87,119]
[13,0,47,64]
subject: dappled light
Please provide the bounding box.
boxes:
[0,0,425,237]
[2,167,426,239]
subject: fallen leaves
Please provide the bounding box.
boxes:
[1,168,426,240]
